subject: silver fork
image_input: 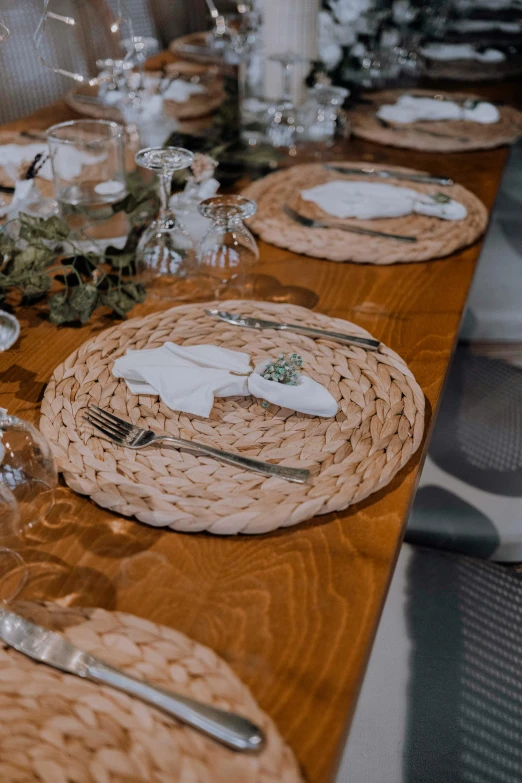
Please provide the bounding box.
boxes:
[283,204,417,243]
[84,405,310,484]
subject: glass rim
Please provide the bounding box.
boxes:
[46,119,125,145]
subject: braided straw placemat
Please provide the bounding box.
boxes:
[0,601,303,782]
[169,32,222,64]
[242,162,487,264]
[348,89,522,152]
[40,300,425,534]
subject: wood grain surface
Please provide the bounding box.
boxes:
[0,61,519,782]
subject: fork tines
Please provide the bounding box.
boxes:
[84,405,134,445]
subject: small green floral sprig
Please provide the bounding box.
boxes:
[261,354,303,386]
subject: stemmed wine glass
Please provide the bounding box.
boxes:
[134,146,196,299]
[0,485,27,604]
[196,195,259,298]
[264,54,309,151]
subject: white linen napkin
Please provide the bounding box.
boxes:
[300,181,467,221]
[377,95,500,125]
[421,43,506,62]
[112,342,339,418]
[0,179,36,219]
[0,142,106,181]
[104,77,205,108]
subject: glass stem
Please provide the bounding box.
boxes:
[159,167,173,220]
[282,62,294,103]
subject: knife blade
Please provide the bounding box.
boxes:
[324,164,454,186]
[0,609,265,752]
[205,309,381,351]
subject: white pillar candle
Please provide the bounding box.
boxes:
[262,0,320,105]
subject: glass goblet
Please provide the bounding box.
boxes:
[264,54,308,152]
[196,195,259,298]
[0,413,58,538]
[0,485,27,604]
[134,146,196,300]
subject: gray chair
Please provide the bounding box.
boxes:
[336,543,522,782]
[406,345,522,561]
[406,142,522,562]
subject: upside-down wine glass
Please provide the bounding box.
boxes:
[0,485,27,604]
[196,195,259,298]
[264,54,309,151]
[134,146,196,299]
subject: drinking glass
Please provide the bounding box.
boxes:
[0,485,27,604]
[46,120,127,233]
[0,413,58,537]
[0,311,20,352]
[134,146,196,300]
[264,54,308,151]
[299,84,350,152]
[196,195,258,298]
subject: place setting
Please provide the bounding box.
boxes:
[347,88,522,152]
[242,160,488,264]
[420,40,522,81]
[66,60,225,124]
[0,601,304,783]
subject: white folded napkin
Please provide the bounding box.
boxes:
[162,79,206,103]
[0,179,36,219]
[0,142,106,181]
[300,181,467,221]
[377,95,500,125]
[449,19,522,33]
[104,77,204,108]
[421,43,506,62]
[112,343,339,419]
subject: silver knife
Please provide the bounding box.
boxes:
[324,164,454,187]
[0,609,265,753]
[205,309,381,351]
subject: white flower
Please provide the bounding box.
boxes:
[320,41,343,69]
[329,0,370,25]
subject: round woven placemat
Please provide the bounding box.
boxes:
[169,32,221,64]
[0,601,303,782]
[40,300,425,534]
[348,89,522,152]
[241,162,488,264]
[422,50,522,82]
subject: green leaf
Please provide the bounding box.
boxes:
[70,284,99,324]
[48,292,78,324]
[19,213,69,242]
[100,288,138,318]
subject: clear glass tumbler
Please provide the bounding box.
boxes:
[196,195,259,298]
[46,119,127,232]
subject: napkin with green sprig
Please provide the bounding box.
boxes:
[113,344,338,418]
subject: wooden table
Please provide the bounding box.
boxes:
[0,73,519,781]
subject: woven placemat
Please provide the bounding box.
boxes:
[169,32,221,64]
[0,601,303,782]
[241,162,488,264]
[422,50,522,81]
[348,89,522,152]
[40,300,425,534]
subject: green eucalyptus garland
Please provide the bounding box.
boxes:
[0,172,157,325]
